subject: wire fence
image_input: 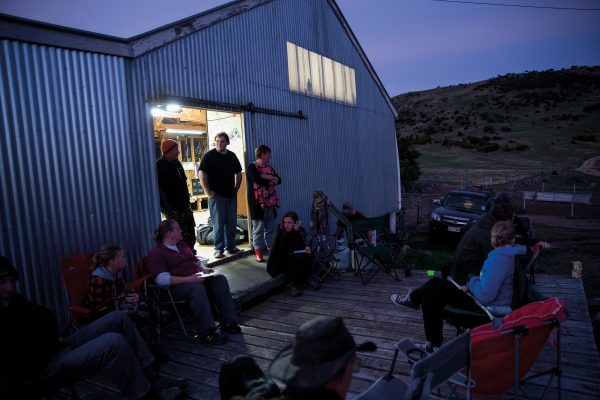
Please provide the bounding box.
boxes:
[401,171,600,228]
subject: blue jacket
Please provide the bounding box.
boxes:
[468,244,527,306]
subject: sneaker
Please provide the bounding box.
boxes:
[213,250,225,259]
[196,329,228,345]
[416,341,439,355]
[225,247,241,256]
[286,283,302,297]
[390,290,419,310]
[220,322,242,334]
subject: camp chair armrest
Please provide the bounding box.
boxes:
[68,304,92,314]
[396,338,427,364]
[444,305,489,318]
[126,274,150,290]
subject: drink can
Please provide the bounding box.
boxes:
[571,261,583,279]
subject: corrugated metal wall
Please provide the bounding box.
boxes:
[0,40,158,323]
[0,0,399,323]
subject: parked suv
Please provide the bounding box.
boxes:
[428,186,496,244]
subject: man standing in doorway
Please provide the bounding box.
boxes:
[199,132,243,259]
[157,139,197,250]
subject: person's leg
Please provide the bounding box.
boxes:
[49,332,151,400]
[172,283,215,337]
[204,275,238,325]
[413,278,476,347]
[181,208,197,250]
[209,195,226,253]
[224,196,238,251]
[263,207,276,249]
[67,311,154,370]
[252,219,266,250]
[286,254,312,285]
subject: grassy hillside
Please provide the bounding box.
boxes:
[392,66,600,183]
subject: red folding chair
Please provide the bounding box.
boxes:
[469,297,567,399]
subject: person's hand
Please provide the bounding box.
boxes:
[293,220,301,231]
[193,272,206,283]
[207,190,215,198]
[304,246,312,254]
[461,285,469,293]
[538,241,551,249]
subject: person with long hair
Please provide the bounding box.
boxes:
[85,245,160,353]
[267,211,320,297]
[391,221,526,353]
[246,144,281,262]
[147,219,241,346]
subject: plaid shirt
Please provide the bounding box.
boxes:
[84,269,126,311]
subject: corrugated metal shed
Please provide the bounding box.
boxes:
[0,0,400,323]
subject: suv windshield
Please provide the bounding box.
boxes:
[442,193,487,213]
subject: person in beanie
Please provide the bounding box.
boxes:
[157,138,197,250]
[0,255,185,399]
[267,316,376,399]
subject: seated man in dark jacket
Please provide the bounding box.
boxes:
[449,195,550,285]
[0,256,184,400]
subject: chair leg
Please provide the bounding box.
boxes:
[166,289,190,337]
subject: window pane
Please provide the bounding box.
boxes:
[287,42,300,92]
[322,56,335,100]
[334,61,345,102]
[309,52,323,97]
[296,46,309,93]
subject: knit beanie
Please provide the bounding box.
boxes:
[160,139,178,154]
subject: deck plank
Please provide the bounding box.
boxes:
[64,271,600,399]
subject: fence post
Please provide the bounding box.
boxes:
[571,184,575,217]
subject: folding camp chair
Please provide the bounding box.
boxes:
[310,233,341,282]
[356,331,472,400]
[136,257,192,338]
[349,216,401,284]
[443,246,544,334]
[469,298,567,399]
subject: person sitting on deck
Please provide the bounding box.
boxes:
[85,244,160,354]
[335,202,370,242]
[266,211,320,297]
[448,196,550,286]
[391,221,526,353]
[0,255,185,400]
[146,219,241,346]
[219,316,376,400]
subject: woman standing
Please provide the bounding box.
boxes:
[247,145,281,262]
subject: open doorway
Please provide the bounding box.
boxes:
[152,104,249,260]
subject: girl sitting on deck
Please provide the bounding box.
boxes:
[390,221,526,353]
[267,211,320,297]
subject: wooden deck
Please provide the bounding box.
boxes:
[68,271,600,399]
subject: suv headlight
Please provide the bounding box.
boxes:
[431,212,441,222]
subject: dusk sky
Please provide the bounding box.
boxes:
[1,0,599,96]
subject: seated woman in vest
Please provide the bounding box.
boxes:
[85,245,158,349]
[267,211,320,297]
[390,221,526,353]
[146,219,241,346]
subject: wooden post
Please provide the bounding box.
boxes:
[571,184,575,217]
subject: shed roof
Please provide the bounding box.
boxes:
[0,0,397,117]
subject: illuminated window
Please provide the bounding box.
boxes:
[286,42,356,106]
